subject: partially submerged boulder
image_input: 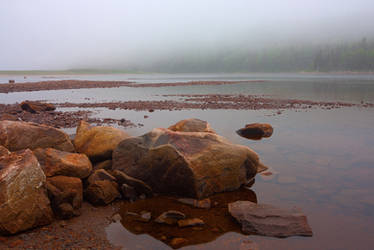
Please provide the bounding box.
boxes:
[228,201,313,238]
[20,101,56,113]
[34,148,92,179]
[0,120,74,152]
[46,176,83,219]
[168,118,216,133]
[0,149,53,235]
[236,123,273,140]
[113,128,260,198]
[74,120,130,162]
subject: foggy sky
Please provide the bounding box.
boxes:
[1,0,374,70]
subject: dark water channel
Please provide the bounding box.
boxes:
[1,73,374,249]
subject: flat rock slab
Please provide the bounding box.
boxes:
[228,201,313,238]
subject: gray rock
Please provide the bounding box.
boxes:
[228,201,313,238]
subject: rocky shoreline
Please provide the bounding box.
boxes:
[0,80,265,93]
[0,118,312,249]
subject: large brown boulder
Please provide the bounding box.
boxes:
[228,201,313,238]
[236,123,273,140]
[46,176,83,219]
[34,148,92,179]
[0,149,53,235]
[74,121,130,162]
[20,101,56,113]
[112,128,260,198]
[168,118,216,133]
[0,120,74,152]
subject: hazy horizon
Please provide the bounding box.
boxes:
[1,0,374,71]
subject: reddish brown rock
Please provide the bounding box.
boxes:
[34,148,92,179]
[236,123,273,140]
[170,238,188,249]
[0,120,75,152]
[87,169,116,185]
[93,160,112,171]
[228,201,313,238]
[0,146,9,157]
[177,218,205,228]
[84,180,120,205]
[0,113,18,121]
[113,128,260,198]
[20,101,56,113]
[74,120,130,162]
[168,118,216,133]
[46,176,83,219]
[0,149,53,235]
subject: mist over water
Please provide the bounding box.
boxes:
[1,0,374,71]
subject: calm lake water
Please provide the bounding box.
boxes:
[1,73,374,249]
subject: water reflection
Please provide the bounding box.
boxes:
[106,187,257,249]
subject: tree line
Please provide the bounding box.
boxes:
[144,38,374,73]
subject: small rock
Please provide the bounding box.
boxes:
[60,221,67,228]
[211,227,220,233]
[236,123,273,140]
[144,115,149,119]
[84,180,120,205]
[170,238,188,248]
[20,101,56,113]
[111,213,122,223]
[161,235,167,241]
[87,169,116,185]
[155,210,186,225]
[178,218,205,228]
[137,211,151,222]
[168,118,216,133]
[177,198,211,209]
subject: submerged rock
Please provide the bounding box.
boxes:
[113,128,260,198]
[0,149,53,235]
[34,148,92,178]
[155,210,186,225]
[228,201,313,238]
[170,237,188,248]
[74,120,130,162]
[177,198,211,209]
[0,120,75,152]
[46,176,83,219]
[168,118,216,133]
[236,123,273,140]
[20,101,56,113]
[177,218,205,228]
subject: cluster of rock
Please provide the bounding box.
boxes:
[0,118,265,235]
[0,117,312,240]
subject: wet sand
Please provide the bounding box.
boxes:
[0,202,122,249]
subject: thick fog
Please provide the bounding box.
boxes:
[1,0,374,71]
